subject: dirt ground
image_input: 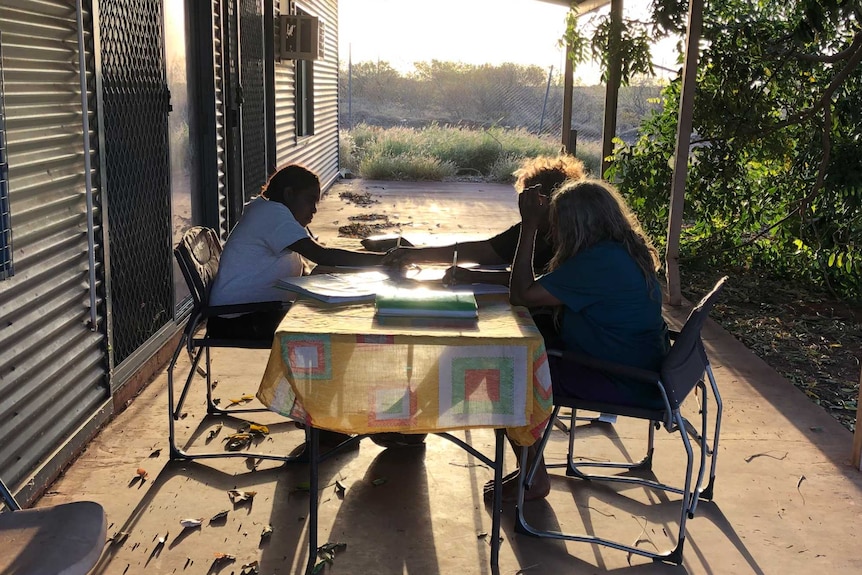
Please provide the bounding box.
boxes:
[683,269,861,432]
[325,179,861,434]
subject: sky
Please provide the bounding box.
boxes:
[338,0,681,85]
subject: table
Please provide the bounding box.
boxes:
[257,295,553,572]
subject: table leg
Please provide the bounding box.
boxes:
[490,428,504,568]
[305,426,319,575]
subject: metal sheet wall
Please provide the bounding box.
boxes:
[273,0,339,188]
[0,0,108,493]
[213,0,230,236]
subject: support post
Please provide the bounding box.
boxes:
[600,0,623,177]
[665,0,704,305]
[561,42,573,153]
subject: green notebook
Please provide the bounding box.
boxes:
[375,288,478,319]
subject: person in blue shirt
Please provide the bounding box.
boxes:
[490,178,670,502]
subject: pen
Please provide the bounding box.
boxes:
[449,243,458,287]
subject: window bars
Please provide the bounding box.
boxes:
[0,32,13,281]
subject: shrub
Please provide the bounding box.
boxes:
[359,152,457,181]
[341,124,576,183]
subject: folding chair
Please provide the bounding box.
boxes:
[516,276,727,565]
[167,226,295,463]
[1,476,106,575]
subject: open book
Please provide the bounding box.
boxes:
[275,268,508,304]
[375,288,478,319]
[275,271,390,303]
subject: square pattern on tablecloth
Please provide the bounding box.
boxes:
[438,345,527,427]
[280,334,332,380]
[368,386,417,428]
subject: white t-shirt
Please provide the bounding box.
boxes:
[209,196,309,306]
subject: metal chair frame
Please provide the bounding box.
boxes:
[515,276,727,565]
[167,226,296,463]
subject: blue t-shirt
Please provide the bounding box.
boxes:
[538,241,669,403]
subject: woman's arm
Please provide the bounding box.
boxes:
[288,237,387,267]
[389,239,507,266]
[509,190,561,308]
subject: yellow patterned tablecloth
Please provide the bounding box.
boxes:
[257,296,552,446]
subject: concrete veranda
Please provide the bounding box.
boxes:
[39,180,862,574]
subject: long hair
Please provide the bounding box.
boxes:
[261,164,320,204]
[513,154,586,197]
[548,179,660,280]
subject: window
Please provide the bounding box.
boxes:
[295,58,314,136]
[294,8,314,137]
[0,34,12,280]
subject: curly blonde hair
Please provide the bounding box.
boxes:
[549,179,661,280]
[513,154,586,196]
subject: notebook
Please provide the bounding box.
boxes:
[375,288,478,319]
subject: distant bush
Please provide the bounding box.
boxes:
[340,123,585,182]
[359,152,457,181]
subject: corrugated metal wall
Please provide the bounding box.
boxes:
[213,0,230,236]
[274,0,339,188]
[0,0,109,494]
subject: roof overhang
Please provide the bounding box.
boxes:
[534,0,611,14]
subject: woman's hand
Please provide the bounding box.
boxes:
[442,265,473,286]
[381,246,414,267]
[519,186,548,230]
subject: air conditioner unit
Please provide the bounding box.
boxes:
[279,14,323,60]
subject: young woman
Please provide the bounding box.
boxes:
[492,178,670,501]
[208,164,388,339]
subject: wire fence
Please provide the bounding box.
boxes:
[338,63,664,147]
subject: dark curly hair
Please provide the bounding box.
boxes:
[513,154,586,197]
[261,164,320,204]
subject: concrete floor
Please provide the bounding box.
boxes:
[40,180,862,574]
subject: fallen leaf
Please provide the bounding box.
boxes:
[149,448,161,458]
[213,552,235,563]
[224,433,253,451]
[109,531,130,545]
[180,518,203,528]
[207,424,223,440]
[228,489,257,503]
[334,480,346,498]
[260,525,273,539]
[371,478,387,486]
[136,468,148,480]
[210,510,229,522]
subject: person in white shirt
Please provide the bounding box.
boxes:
[208,164,388,339]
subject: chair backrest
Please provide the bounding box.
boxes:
[175,226,223,309]
[660,276,728,408]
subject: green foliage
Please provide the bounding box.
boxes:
[603,0,862,301]
[359,152,457,181]
[341,124,562,182]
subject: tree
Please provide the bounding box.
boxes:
[568,0,862,299]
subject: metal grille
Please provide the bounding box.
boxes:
[99,0,173,364]
[0,37,10,281]
[240,0,267,200]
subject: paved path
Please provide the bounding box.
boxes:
[40,179,862,574]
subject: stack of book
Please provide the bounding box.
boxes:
[375,288,478,319]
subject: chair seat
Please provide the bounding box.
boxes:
[554,394,665,422]
[0,501,107,575]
